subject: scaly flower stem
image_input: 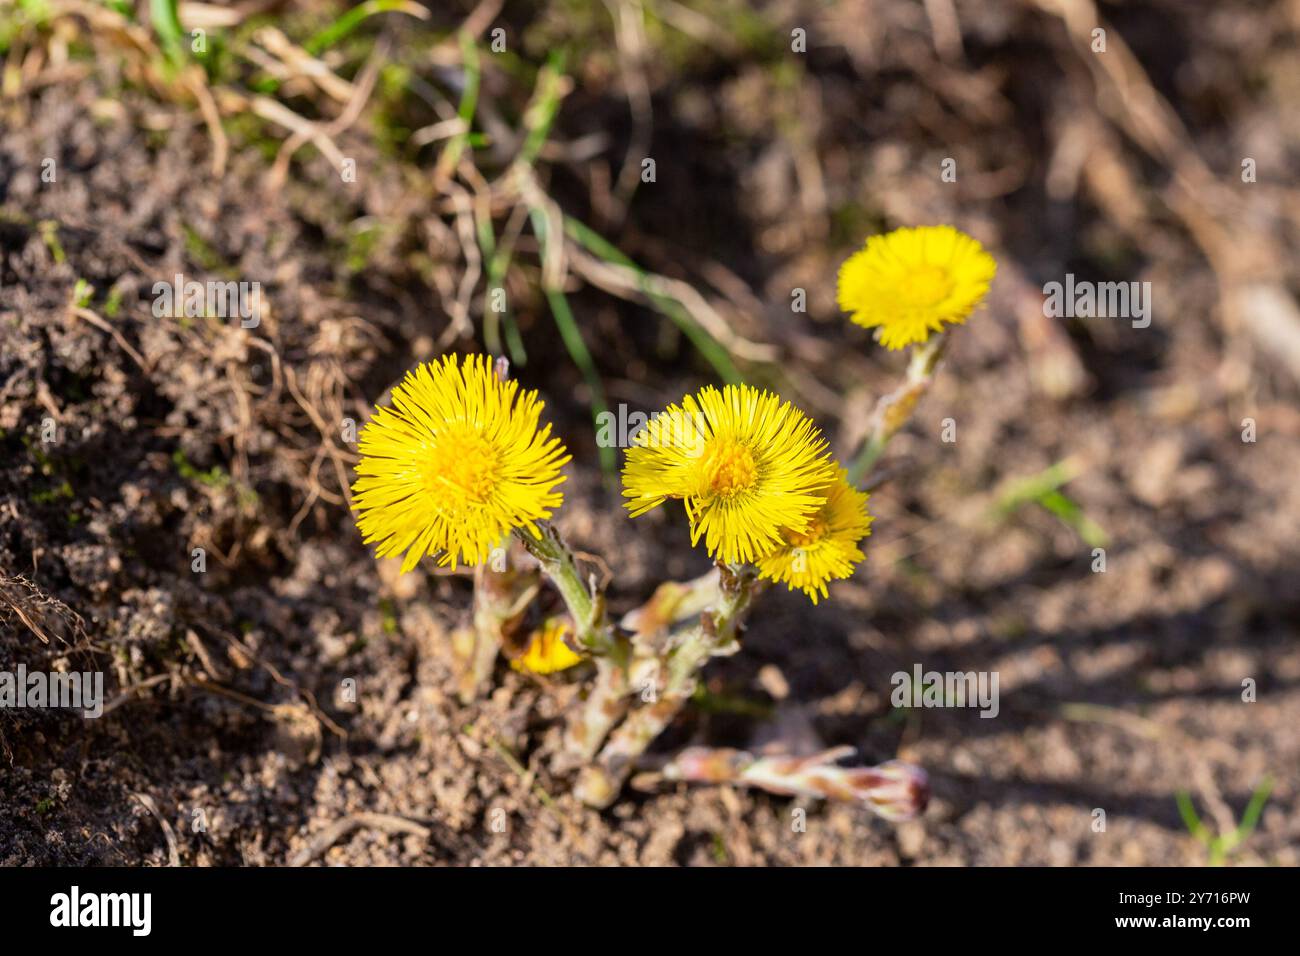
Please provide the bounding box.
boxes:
[459,550,538,703]
[564,655,630,764]
[620,568,722,645]
[846,333,948,486]
[575,564,758,808]
[515,521,633,761]
[556,569,726,766]
[657,747,930,821]
[515,522,623,660]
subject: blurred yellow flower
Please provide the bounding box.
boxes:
[837,225,997,350]
[512,617,584,674]
[352,354,570,572]
[623,384,835,564]
[756,467,872,603]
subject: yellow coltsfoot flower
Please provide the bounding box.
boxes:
[351,354,570,572]
[622,384,836,564]
[837,224,996,350]
[756,467,872,604]
[511,617,584,675]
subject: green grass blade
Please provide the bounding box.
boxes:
[528,207,614,476]
[305,1,425,56]
[475,209,503,357]
[149,0,184,63]
[993,458,1109,548]
[563,217,742,383]
[432,31,481,181]
[544,288,614,475]
[1231,776,1274,848]
[474,204,527,365]
[1175,791,1209,844]
[994,459,1079,513]
[1038,489,1109,549]
[518,51,568,167]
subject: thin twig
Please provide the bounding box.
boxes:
[288,813,431,866]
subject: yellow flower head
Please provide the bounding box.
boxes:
[622,384,836,564]
[756,467,872,604]
[511,617,584,675]
[837,225,997,350]
[351,354,570,572]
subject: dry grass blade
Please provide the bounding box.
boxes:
[0,573,88,648]
[288,813,432,867]
[566,245,776,364]
[130,793,181,866]
[1029,0,1300,380]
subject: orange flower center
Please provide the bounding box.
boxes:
[786,512,828,548]
[426,427,500,506]
[702,438,758,499]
